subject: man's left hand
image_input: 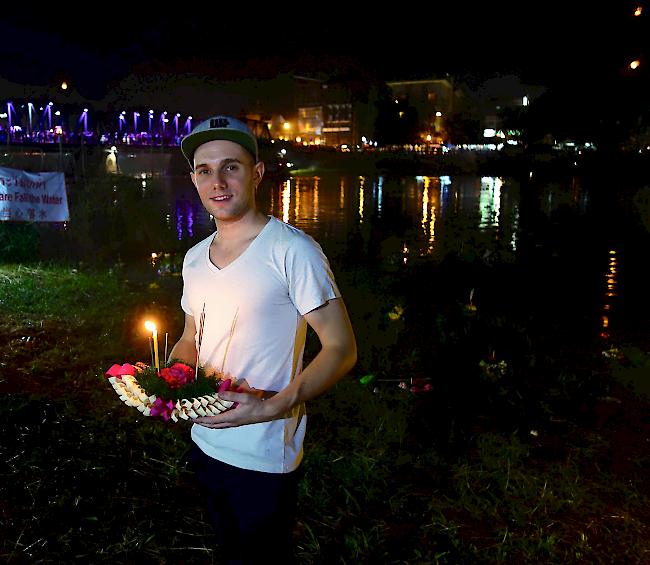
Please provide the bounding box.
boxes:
[193,387,277,428]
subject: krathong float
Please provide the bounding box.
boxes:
[104,309,247,422]
[104,361,240,422]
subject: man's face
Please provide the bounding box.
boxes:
[190,139,264,224]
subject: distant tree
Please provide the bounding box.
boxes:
[445,111,482,145]
[519,72,648,152]
[374,93,420,146]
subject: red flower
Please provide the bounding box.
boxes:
[159,362,195,389]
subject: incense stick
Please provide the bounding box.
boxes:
[164,333,168,366]
[194,303,206,380]
[220,307,239,375]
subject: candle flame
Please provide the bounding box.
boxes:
[144,320,157,332]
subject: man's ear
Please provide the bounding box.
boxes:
[253,161,265,187]
[190,170,197,188]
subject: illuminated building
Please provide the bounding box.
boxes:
[386,78,456,146]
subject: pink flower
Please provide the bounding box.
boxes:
[158,362,195,389]
[105,363,137,379]
[150,398,175,421]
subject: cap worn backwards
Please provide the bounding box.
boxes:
[180,115,259,167]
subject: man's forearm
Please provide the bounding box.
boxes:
[265,342,357,417]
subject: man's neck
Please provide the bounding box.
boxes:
[214,211,268,242]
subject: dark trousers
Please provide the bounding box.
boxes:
[190,443,300,564]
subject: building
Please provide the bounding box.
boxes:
[386,78,455,146]
[267,75,359,149]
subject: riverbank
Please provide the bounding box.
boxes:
[1,263,648,563]
[5,141,650,181]
[285,145,650,181]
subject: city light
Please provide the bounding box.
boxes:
[629,59,641,70]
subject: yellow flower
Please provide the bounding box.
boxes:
[388,305,404,321]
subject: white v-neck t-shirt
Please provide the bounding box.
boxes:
[180,216,340,473]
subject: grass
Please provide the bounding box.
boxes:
[0,263,649,563]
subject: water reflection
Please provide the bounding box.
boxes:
[600,249,618,341]
[175,198,194,239]
[479,176,502,229]
[419,176,439,254]
[124,170,650,354]
[358,176,365,224]
[159,174,582,265]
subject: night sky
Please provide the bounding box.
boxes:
[0,3,644,100]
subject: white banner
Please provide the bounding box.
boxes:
[0,166,69,222]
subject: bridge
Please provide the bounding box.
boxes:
[0,100,279,175]
[0,99,271,150]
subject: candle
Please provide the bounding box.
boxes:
[145,321,160,371]
[148,337,155,367]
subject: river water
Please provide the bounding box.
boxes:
[151,171,649,352]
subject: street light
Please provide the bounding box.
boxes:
[282,121,291,141]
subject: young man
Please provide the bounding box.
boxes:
[169,116,357,562]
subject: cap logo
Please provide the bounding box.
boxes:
[210,118,230,128]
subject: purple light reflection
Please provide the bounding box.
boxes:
[175,198,194,240]
[187,204,194,237]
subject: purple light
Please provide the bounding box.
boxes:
[184,116,192,135]
[134,111,140,133]
[28,102,34,134]
[78,109,88,133]
[43,103,53,130]
[174,113,180,136]
[6,102,14,131]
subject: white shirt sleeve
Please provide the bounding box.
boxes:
[285,232,341,316]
